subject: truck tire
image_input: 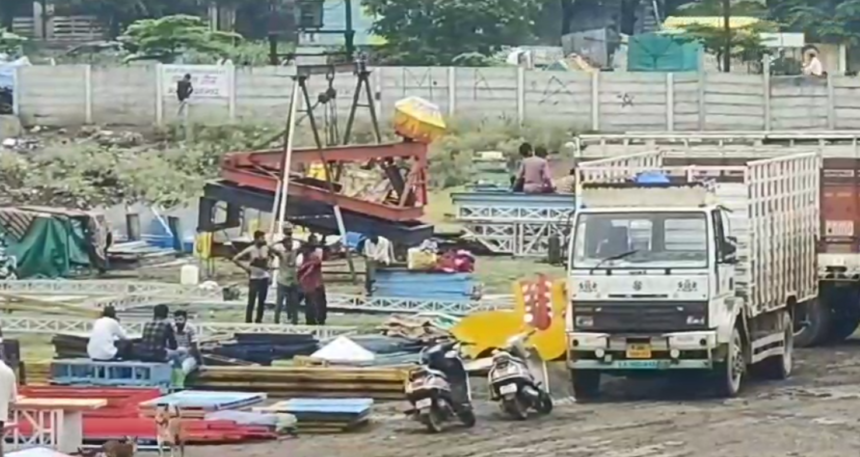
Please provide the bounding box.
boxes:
[794,299,831,347]
[570,370,600,401]
[713,326,744,397]
[758,311,793,380]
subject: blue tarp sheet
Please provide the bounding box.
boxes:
[375,270,476,301]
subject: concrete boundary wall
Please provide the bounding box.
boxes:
[11,64,855,131]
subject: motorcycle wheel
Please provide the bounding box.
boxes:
[536,391,553,415]
[502,395,528,421]
[457,409,476,428]
[421,410,444,433]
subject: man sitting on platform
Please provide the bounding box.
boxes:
[172,310,200,388]
[135,304,180,363]
[87,306,131,361]
[516,144,554,194]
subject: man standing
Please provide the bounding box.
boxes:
[232,230,272,324]
[176,73,193,116]
[87,305,130,361]
[517,143,553,194]
[173,310,200,388]
[136,304,179,363]
[362,234,394,295]
[0,340,16,457]
[298,242,327,325]
[272,226,300,325]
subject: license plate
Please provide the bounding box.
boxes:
[415,398,432,409]
[617,360,668,369]
[626,344,652,359]
[499,383,518,395]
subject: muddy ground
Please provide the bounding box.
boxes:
[184,342,860,457]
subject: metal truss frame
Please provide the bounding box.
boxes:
[0,280,514,316]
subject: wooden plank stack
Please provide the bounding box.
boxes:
[189,366,410,400]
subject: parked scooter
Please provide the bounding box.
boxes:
[488,329,553,420]
[405,339,477,433]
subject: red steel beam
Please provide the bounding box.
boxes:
[223,141,427,169]
[221,168,424,221]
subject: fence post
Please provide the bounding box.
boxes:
[763,59,771,131]
[228,64,236,122]
[83,65,93,124]
[827,73,836,129]
[516,67,525,124]
[697,70,706,130]
[665,73,674,131]
[591,71,600,131]
[11,67,19,115]
[447,67,456,117]
[155,63,164,126]
[374,66,384,118]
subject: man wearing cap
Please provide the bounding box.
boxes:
[272,225,301,325]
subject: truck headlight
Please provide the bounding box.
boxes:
[575,315,594,327]
[686,315,705,325]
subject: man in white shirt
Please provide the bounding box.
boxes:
[87,306,130,360]
[803,49,823,77]
[0,343,17,456]
[362,235,394,295]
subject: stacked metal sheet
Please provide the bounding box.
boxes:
[189,365,410,400]
[254,398,373,434]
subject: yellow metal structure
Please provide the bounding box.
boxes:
[393,96,446,143]
[452,276,568,361]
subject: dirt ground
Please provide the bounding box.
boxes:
[188,343,860,457]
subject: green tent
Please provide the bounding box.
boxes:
[627,33,701,72]
[0,207,103,278]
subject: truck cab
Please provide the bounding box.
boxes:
[566,182,776,398]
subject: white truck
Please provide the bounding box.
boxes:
[565,151,820,398]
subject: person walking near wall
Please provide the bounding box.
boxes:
[176,73,194,117]
[232,230,272,323]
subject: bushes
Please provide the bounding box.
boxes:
[0,119,575,208]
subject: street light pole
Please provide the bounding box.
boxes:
[722,0,731,72]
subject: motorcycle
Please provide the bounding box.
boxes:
[488,329,553,420]
[405,339,477,433]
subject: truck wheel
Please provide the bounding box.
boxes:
[570,370,600,401]
[758,312,793,380]
[713,326,744,397]
[794,299,831,347]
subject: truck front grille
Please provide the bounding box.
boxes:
[572,301,709,333]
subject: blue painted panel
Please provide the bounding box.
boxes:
[139,390,266,410]
[281,398,373,415]
[375,271,475,301]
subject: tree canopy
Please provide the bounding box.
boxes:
[361,0,547,65]
[119,15,241,63]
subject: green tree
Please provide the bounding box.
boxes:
[678,21,776,72]
[119,15,242,63]
[775,0,860,46]
[673,0,767,16]
[362,0,545,65]
[52,0,202,38]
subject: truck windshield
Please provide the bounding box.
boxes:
[571,212,708,269]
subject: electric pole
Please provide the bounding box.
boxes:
[722,0,731,72]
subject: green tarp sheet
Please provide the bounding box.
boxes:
[628,33,701,72]
[0,211,93,279]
